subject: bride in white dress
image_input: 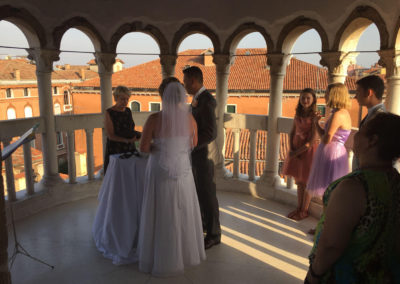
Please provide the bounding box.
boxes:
[138,80,206,276]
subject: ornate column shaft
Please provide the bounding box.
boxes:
[379,49,400,115]
[210,54,233,175]
[27,48,62,186]
[320,51,358,84]
[94,52,116,166]
[260,53,291,191]
[160,54,177,79]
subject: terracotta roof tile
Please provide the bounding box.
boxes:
[0,59,97,81]
[75,48,356,91]
[224,129,290,176]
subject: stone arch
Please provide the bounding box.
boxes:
[223,22,273,54]
[52,17,107,52]
[109,22,168,55]
[333,6,389,52]
[276,16,329,54]
[0,5,46,48]
[171,22,221,54]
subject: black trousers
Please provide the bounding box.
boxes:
[191,147,221,240]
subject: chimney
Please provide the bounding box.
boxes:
[80,68,86,80]
[14,69,21,81]
[204,53,214,66]
[65,64,70,70]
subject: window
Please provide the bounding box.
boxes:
[54,103,61,115]
[7,108,16,119]
[226,104,237,114]
[24,106,33,118]
[149,102,161,112]
[131,101,141,112]
[317,104,326,117]
[53,87,58,95]
[56,132,63,145]
[6,88,13,98]
[63,91,70,105]
[24,88,30,97]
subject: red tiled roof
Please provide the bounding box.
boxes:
[12,145,43,167]
[0,59,98,81]
[224,129,290,176]
[75,48,356,92]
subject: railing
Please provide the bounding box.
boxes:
[223,113,295,188]
[0,117,45,201]
[54,113,104,183]
[1,112,298,202]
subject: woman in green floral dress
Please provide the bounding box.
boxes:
[305,113,400,284]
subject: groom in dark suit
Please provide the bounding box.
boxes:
[183,66,221,249]
[353,75,386,170]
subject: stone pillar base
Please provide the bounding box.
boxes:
[214,166,232,179]
[39,174,64,188]
[257,172,282,198]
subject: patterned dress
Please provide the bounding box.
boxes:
[309,169,400,283]
[104,107,138,173]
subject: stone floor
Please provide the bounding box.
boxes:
[7,191,318,284]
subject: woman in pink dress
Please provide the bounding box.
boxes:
[283,88,319,220]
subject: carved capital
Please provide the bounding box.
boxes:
[319,51,358,76]
[213,54,234,74]
[378,49,400,78]
[94,52,116,74]
[267,53,291,76]
[84,128,94,136]
[27,48,60,73]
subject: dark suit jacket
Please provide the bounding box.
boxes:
[191,90,217,152]
[359,103,386,128]
[353,103,386,170]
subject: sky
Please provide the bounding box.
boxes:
[0,20,380,69]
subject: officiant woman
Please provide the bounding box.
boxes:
[104,85,141,173]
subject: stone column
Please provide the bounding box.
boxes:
[85,129,94,180]
[248,129,257,181]
[27,48,63,186]
[320,51,358,84]
[94,52,116,166]
[211,54,233,176]
[0,146,11,284]
[3,139,16,201]
[23,143,35,195]
[378,49,400,115]
[259,53,291,192]
[66,130,76,184]
[160,54,177,79]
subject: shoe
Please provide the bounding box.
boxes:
[308,228,316,235]
[204,237,220,250]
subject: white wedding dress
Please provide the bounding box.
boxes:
[137,136,206,276]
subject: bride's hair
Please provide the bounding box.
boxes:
[158,77,180,97]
